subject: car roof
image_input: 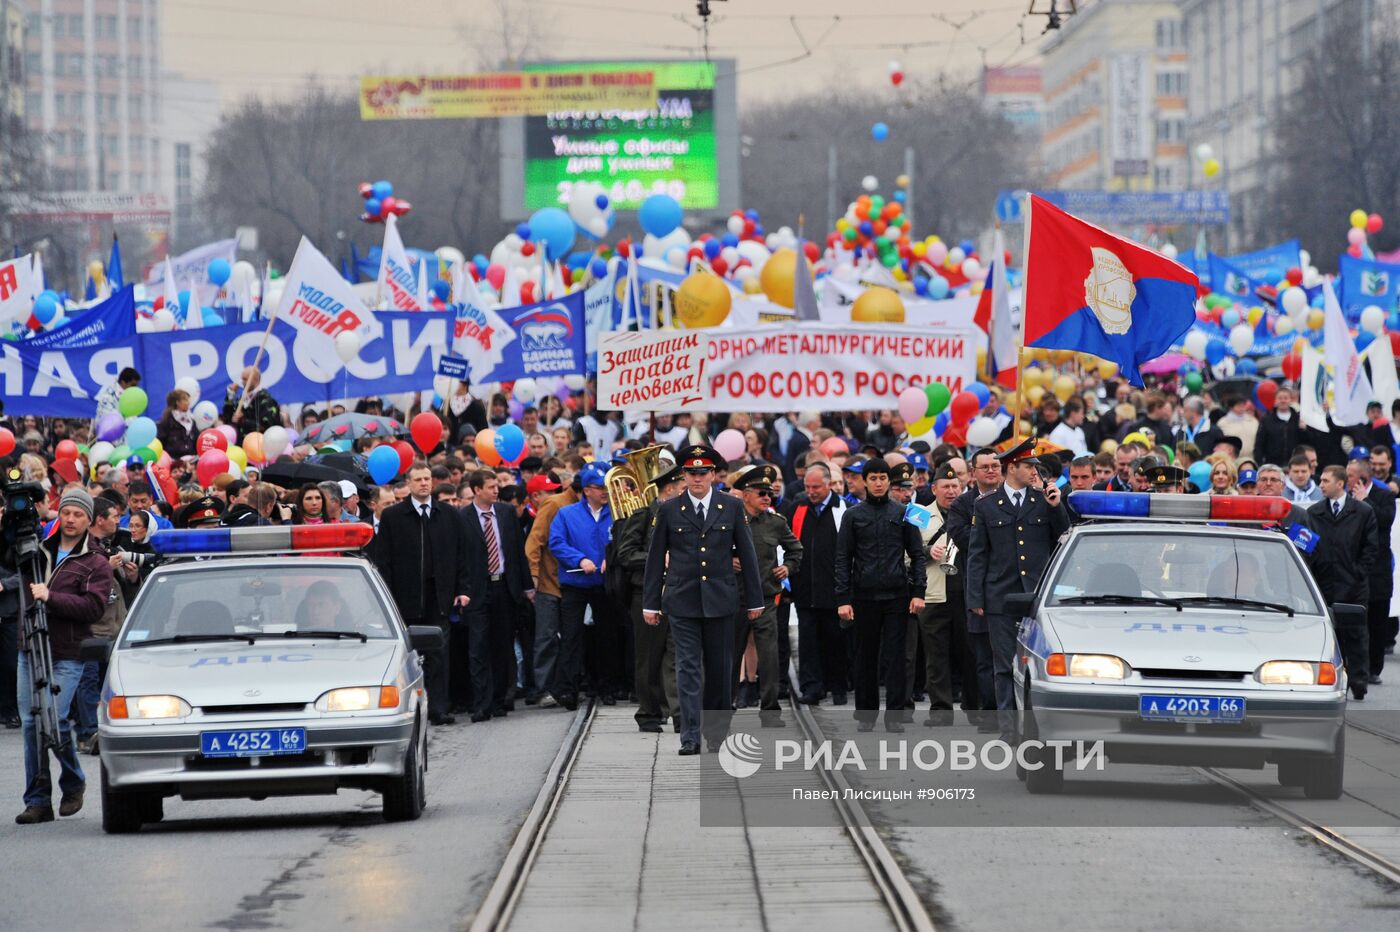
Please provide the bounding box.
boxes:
[1065,522,1290,543]
[147,556,378,578]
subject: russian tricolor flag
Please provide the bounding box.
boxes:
[1023,195,1198,385]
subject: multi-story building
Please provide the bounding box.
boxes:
[1040,0,1190,192]
[1178,0,1386,246]
[2,1,25,130]
[983,66,1044,133]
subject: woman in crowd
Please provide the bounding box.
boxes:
[156,389,197,460]
[293,484,326,524]
[1208,455,1239,494]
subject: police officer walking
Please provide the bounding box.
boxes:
[966,439,1070,740]
[644,445,764,755]
[833,459,927,732]
[729,465,802,728]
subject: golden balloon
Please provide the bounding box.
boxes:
[760,249,798,308]
[1052,374,1076,402]
[675,272,732,329]
[851,286,905,323]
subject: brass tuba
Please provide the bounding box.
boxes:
[605,445,665,519]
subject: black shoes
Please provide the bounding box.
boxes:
[678,741,700,755]
[1367,674,1382,685]
[429,713,455,726]
[524,693,541,706]
[886,721,904,733]
[3,715,19,729]
[759,715,786,728]
[1351,682,1368,701]
[638,722,663,733]
[470,712,492,723]
[798,693,822,705]
[601,694,616,706]
[557,694,579,711]
[856,721,875,733]
[831,692,848,706]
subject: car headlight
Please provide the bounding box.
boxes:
[1046,653,1128,679]
[315,686,400,712]
[1257,661,1336,685]
[108,695,191,720]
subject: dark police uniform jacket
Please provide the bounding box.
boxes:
[643,490,764,619]
[747,508,803,602]
[966,484,1069,615]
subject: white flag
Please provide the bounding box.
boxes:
[415,258,430,310]
[376,214,422,311]
[1323,279,1371,426]
[450,263,514,379]
[499,264,524,308]
[0,254,37,326]
[278,236,381,352]
[1299,343,1329,432]
[986,230,1018,388]
[162,256,181,325]
[31,252,45,296]
[146,238,237,306]
[792,243,820,322]
[1365,332,1399,416]
[182,276,203,329]
[550,260,569,300]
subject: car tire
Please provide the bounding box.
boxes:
[1023,742,1065,795]
[100,765,146,834]
[382,723,426,822]
[1301,730,1345,800]
[1276,759,1305,787]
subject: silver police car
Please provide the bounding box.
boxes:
[1006,497,1348,799]
[86,526,442,833]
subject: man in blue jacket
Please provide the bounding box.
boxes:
[548,463,618,710]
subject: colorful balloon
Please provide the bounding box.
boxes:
[851,287,905,323]
[923,382,951,417]
[675,272,732,328]
[368,444,400,484]
[474,429,502,467]
[118,386,147,417]
[196,449,230,487]
[197,429,227,454]
[714,429,746,463]
[410,411,443,453]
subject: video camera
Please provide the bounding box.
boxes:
[0,467,47,563]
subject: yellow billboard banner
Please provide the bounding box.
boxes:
[359,71,656,120]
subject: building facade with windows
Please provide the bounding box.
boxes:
[1040,0,1190,192]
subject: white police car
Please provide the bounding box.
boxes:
[85,523,442,833]
[1006,492,1349,798]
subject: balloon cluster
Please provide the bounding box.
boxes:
[1195,143,1221,180]
[358,179,412,224]
[888,59,904,87]
[28,290,69,331]
[1346,207,1385,259]
[567,182,616,240]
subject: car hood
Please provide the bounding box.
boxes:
[110,640,400,705]
[1040,606,1329,670]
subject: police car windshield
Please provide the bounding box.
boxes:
[1047,532,1324,615]
[119,565,396,646]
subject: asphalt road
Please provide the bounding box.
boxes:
[0,705,574,931]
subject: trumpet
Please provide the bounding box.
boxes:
[605,445,666,520]
[938,540,959,576]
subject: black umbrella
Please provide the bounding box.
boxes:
[261,461,366,494]
[309,453,373,487]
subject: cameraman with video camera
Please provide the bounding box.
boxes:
[14,487,113,825]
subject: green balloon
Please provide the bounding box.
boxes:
[1184,371,1204,392]
[870,196,885,211]
[1,333,17,342]
[108,444,131,466]
[842,227,857,242]
[881,252,899,268]
[77,443,89,455]
[118,386,147,417]
[135,446,157,464]
[924,381,951,417]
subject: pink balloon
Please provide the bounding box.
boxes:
[1348,228,1367,247]
[897,386,927,423]
[217,424,238,446]
[820,437,849,458]
[714,428,746,463]
[927,241,948,266]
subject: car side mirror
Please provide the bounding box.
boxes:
[1331,603,1366,626]
[79,637,112,663]
[408,625,445,653]
[1004,591,1036,618]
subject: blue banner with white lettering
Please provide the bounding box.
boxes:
[486,290,588,383]
[24,286,136,349]
[1207,254,1264,300]
[1223,240,1300,286]
[1338,254,1400,314]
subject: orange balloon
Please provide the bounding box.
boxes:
[475,429,502,466]
[242,431,265,464]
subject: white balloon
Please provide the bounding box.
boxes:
[1304,266,1322,287]
[720,246,740,266]
[1299,249,1312,267]
[1160,243,1179,259]
[966,417,1000,447]
[948,247,966,267]
[735,240,771,268]
[262,425,289,460]
[1274,316,1295,336]
[1361,305,1386,334]
[504,233,523,250]
[1280,286,1307,316]
[734,265,758,282]
[961,258,982,280]
[1183,330,1209,360]
[135,316,154,333]
[513,378,538,404]
[888,60,902,73]
[334,330,361,362]
[1229,323,1254,356]
[665,246,688,270]
[1195,143,1214,162]
[89,441,114,465]
[435,246,466,270]
[563,374,586,391]
[229,260,258,293]
[175,376,201,404]
[861,175,879,192]
[587,217,608,239]
[152,308,175,332]
[193,400,219,430]
[726,214,746,236]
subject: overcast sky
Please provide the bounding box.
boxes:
[164,0,1036,108]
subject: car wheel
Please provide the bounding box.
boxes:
[1276,759,1305,787]
[100,765,146,834]
[1301,729,1345,800]
[1023,741,1065,794]
[382,724,425,822]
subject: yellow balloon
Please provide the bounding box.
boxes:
[88,260,105,285]
[912,241,927,258]
[893,266,907,282]
[1052,374,1076,402]
[835,218,849,232]
[1123,431,1150,448]
[1246,306,1263,326]
[226,444,248,471]
[147,438,163,459]
[1293,336,1309,353]
[1306,309,1324,330]
[896,174,910,188]
[907,415,935,436]
[851,286,905,323]
[675,272,732,329]
[759,249,798,308]
[742,277,761,294]
[976,348,987,373]
[1350,209,1368,230]
[1051,350,1076,366]
[1022,367,1046,389]
[1026,385,1045,407]
[1097,359,1118,379]
[1203,158,1221,178]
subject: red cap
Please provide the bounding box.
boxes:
[527,474,561,495]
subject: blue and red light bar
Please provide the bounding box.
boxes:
[149,523,375,555]
[1068,491,1292,523]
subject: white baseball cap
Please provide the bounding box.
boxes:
[338,479,359,499]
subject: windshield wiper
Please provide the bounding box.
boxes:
[274,629,369,642]
[1057,594,1183,610]
[129,633,257,648]
[1174,596,1294,617]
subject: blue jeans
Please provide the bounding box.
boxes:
[76,661,101,740]
[17,654,86,808]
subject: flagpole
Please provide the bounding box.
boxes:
[236,306,280,417]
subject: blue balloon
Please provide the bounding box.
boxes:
[588,257,608,278]
[431,279,451,301]
[893,190,906,203]
[126,416,157,450]
[368,445,400,485]
[565,251,590,270]
[721,233,739,248]
[913,277,929,296]
[744,209,760,221]
[595,194,609,210]
[372,180,393,200]
[32,292,59,324]
[201,308,223,327]
[493,423,526,463]
[639,194,683,238]
[968,382,991,405]
[1235,357,1258,375]
[364,197,382,217]
[528,207,577,261]
[207,258,231,287]
[515,222,533,241]
[871,122,890,142]
[927,276,950,299]
[933,411,950,435]
[473,254,489,273]
[753,223,764,237]
[1357,330,1376,351]
[1205,339,1227,365]
[1221,308,1240,328]
[1188,461,1212,491]
[859,221,874,237]
[959,239,976,255]
[703,239,722,259]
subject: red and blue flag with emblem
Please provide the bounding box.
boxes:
[1024,194,1199,385]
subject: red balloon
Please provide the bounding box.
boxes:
[949,390,980,426]
[392,440,415,475]
[1368,213,1384,235]
[1348,244,1364,258]
[890,71,904,86]
[0,427,14,458]
[803,241,820,263]
[1281,351,1303,382]
[942,425,967,447]
[1255,378,1279,410]
[710,257,728,276]
[392,199,412,216]
[197,429,228,454]
[380,196,397,217]
[1285,266,1303,286]
[743,219,756,236]
[410,411,443,454]
[616,240,631,258]
[55,439,79,461]
[521,281,537,303]
[521,242,536,257]
[196,449,230,487]
[486,264,506,290]
[358,182,374,199]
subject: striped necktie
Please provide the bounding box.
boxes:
[482,509,502,574]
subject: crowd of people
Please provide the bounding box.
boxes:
[6,360,1398,819]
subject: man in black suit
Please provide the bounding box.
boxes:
[460,469,533,722]
[1255,387,1301,469]
[782,463,849,706]
[966,439,1070,739]
[1348,457,1395,685]
[643,444,764,755]
[945,448,1001,720]
[1306,464,1379,699]
[370,462,479,725]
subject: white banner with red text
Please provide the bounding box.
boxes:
[597,329,709,411]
